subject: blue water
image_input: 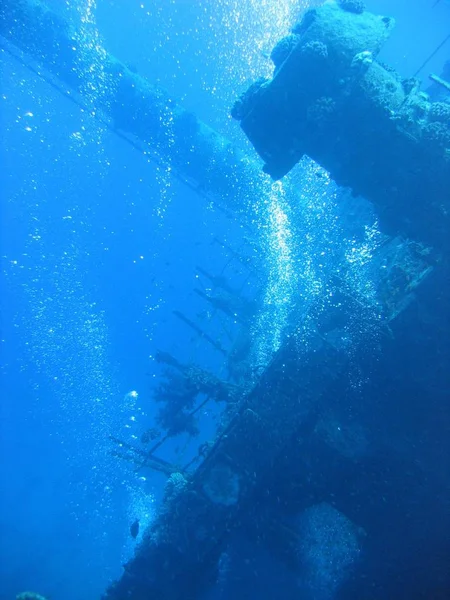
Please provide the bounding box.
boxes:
[1,1,449,599]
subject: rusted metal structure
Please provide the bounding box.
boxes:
[1,2,449,599]
[232,1,450,250]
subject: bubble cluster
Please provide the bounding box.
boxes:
[67,0,112,161]
[251,178,298,364]
[250,158,384,377]
[296,503,363,599]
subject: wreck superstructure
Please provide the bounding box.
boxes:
[231,1,450,250]
[2,1,449,599]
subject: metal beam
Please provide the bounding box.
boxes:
[0,0,262,213]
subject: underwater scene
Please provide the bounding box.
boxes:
[1,0,449,599]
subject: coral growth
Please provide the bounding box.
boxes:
[164,472,188,503]
[428,102,450,125]
[351,50,373,71]
[292,9,317,35]
[296,503,363,597]
[299,40,328,61]
[307,97,336,128]
[202,463,240,506]
[422,121,450,151]
[154,369,199,436]
[270,34,299,69]
[338,0,365,14]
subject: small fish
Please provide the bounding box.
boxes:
[130,519,140,539]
